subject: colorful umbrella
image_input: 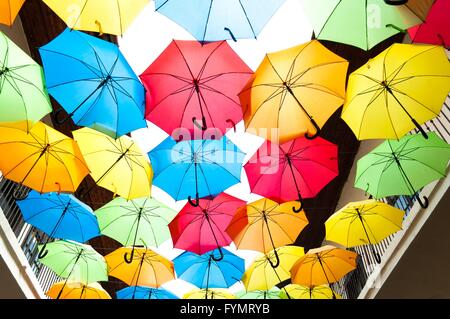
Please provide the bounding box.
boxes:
[280,284,341,300]
[244,136,338,212]
[184,288,235,300]
[17,190,100,259]
[342,43,450,140]
[174,248,245,291]
[236,287,283,300]
[169,192,245,257]
[0,121,89,196]
[149,136,245,206]
[325,200,405,263]
[39,29,146,138]
[240,40,348,142]
[73,127,152,200]
[0,0,25,26]
[42,0,150,36]
[106,247,175,287]
[154,0,286,42]
[355,132,450,208]
[95,196,176,263]
[0,32,52,129]
[140,40,252,137]
[116,286,178,300]
[46,281,111,299]
[300,0,432,50]
[226,198,308,268]
[38,240,108,299]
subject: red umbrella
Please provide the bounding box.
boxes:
[244,137,338,212]
[408,0,450,48]
[140,40,253,139]
[169,193,246,260]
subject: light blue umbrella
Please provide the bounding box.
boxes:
[17,190,100,258]
[149,136,245,207]
[116,286,178,299]
[154,0,287,42]
[39,29,146,138]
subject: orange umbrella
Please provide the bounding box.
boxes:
[0,0,25,26]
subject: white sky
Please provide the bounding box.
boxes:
[118,0,313,298]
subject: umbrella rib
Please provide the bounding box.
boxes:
[197,41,226,80]
[201,0,214,43]
[315,0,343,38]
[40,49,102,77]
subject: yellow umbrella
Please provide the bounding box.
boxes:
[72,127,152,200]
[0,121,89,195]
[184,289,235,300]
[240,40,348,143]
[242,246,304,292]
[46,281,111,299]
[42,0,149,36]
[105,247,175,287]
[325,200,405,263]
[280,284,341,300]
[342,43,450,140]
[0,0,25,26]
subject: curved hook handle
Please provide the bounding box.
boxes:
[12,186,28,200]
[95,20,104,36]
[383,0,408,5]
[193,117,207,131]
[372,247,382,264]
[38,244,49,259]
[53,108,73,125]
[226,119,237,133]
[292,200,303,213]
[188,193,200,207]
[224,27,238,42]
[124,247,135,264]
[211,247,224,262]
[416,195,429,209]
[305,118,321,140]
[268,249,281,269]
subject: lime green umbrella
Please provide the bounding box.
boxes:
[94,196,176,263]
[236,287,285,300]
[355,132,450,208]
[300,0,427,50]
[0,31,52,130]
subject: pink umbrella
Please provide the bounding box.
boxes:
[245,137,339,212]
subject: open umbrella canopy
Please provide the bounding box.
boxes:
[39,29,146,138]
[240,40,348,143]
[140,40,252,137]
[174,248,245,289]
[0,0,25,26]
[236,287,283,299]
[46,281,111,299]
[183,288,235,300]
[342,43,450,140]
[169,193,245,255]
[300,0,432,50]
[154,0,286,42]
[73,127,152,200]
[0,121,89,194]
[149,136,245,205]
[42,0,150,36]
[116,286,178,299]
[280,284,341,299]
[0,32,52,129]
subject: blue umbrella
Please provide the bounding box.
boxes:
[116,286,178,300]
[174,248,245,291]
[39,29,146,138]
[154,0,286,42]
[149,136,245,207]
[16,190,100,259]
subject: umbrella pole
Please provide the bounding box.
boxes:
[205,257,212,300]
[38,203,70,259]
[193,80,208,131]
[356,209,382,264]
[56,251,83,299]
[269,262,291,299]
[204,211,225,261]
[80,285,86,299]
[262,215,281,268]
[286,156,304,213]
[316,255,337,300]
[124,208,144,263]
[188,163,200,207]
[133,252,147,298]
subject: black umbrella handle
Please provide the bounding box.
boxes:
[124,247,135,264]
[416,194,429,209]
[53,108,73,125]
[383,0,409,5]
[193,116,208,131]
[211,246,224,262]
[371,247,382,264]
[292,192,303,213]
[188,193,200,207]
[305,118,321,140]
[12,186,28,200]
[226,119,237,132]
[38,242,49,259]
[385,24,407,33]
[411,118,429,139]
[224,27,238,42]
[268,249,280,269]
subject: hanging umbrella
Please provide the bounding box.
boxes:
[355,132,450,208]
[342,43,450,140]
[300,0,432,50]
[408,0,450,48]
[39,29,146,138]
[140,40,252,137]
[17,190,100,259]
[0,0,25,26]
[149,136,245,206]
[42,0,150,36]
[116,286,178,300]
[290,245,357,298]
[95,196,176,263]
[226,198,308,268]
[46,281,111,299]
[240,40,348,143]
[174,248,245,295]
[0,32,52,129]
[184,289,235,300]
[0,121,89,197]
[245,136,339,212]
[73,127,152,200]
[169,192,245,257]
[236,287,283,300]
[106,247,175,288]
[325,199,405,263]
[279,284,341,300]
[38,240,108,299]
[154,0,286,42]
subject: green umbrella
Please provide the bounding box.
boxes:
[236,287,285,300]
[94,196,176,263]
[38,240,108,299]
[0,31,52,130]
[301,0,426,50]
[355,132,450,208]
